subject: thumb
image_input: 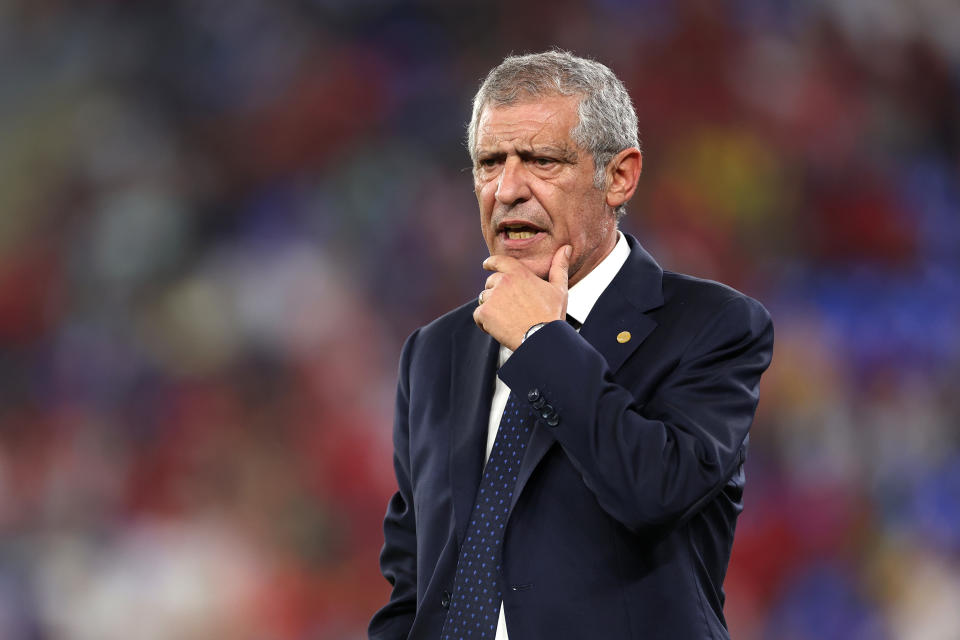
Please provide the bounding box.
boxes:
[549,245,572,291]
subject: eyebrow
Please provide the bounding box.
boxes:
[476,144,578,163]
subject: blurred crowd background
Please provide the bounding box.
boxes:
[2,1,959,638]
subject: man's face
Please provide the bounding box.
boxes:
[474,95,618,286]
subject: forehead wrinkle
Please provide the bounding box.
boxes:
[476,124,577,158]
[474,96,582,161]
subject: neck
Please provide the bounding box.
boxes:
[568,230,618,287]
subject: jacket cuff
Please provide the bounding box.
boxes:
[497,319,598,429]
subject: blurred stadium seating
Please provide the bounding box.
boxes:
[1,1,958,638]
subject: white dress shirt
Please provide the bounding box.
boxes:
[483,231,631,639]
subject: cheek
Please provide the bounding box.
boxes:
[476,185,496,239]
[477,181,496,209]
[568,208,606,247]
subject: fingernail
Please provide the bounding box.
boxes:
[565,246,572,259]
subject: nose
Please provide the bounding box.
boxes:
[495,156,532,206]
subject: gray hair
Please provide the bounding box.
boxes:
[467,50,640,219]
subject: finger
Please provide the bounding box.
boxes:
[484,272,504,290]
[549,245,572,291]
[482,254,524,273]
[472,305,485,331]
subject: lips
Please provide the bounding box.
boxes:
[496,220,545,241]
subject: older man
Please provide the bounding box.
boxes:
[370,51,773,640]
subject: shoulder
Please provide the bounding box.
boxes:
[661,271,770,321]
[654,271,773,355]
[398,298,480,363]
[414,298,477,344]
[662,270,754,306]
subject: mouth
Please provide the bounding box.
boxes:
[497,220,546,243]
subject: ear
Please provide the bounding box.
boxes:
[604,147,642,210]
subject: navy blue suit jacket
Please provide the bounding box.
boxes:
[370,235,774,639]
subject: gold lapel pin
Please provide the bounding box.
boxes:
[616,331,631,344]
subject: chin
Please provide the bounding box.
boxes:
[517,257,551,280]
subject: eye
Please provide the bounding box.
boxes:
[478,156,499,169]
[533,157,556,167]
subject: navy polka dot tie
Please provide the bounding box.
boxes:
[441,392,533,640]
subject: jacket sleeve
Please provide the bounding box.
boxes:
[368,330,420,640]
[496,294,774,532]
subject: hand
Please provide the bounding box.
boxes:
[473,245,571,350]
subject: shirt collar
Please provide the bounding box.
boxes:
[498,231,629,366]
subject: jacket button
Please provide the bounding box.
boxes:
[441,590,451,609]
[532,396,546,409]
[546,415,559,427]
[527,388,541,402]
[540,405,554,420]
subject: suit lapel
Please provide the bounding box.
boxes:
[579,233,664,372]
[509,234,665,515]
[449,319,499,546]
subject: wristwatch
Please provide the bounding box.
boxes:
[523,322,547,343]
